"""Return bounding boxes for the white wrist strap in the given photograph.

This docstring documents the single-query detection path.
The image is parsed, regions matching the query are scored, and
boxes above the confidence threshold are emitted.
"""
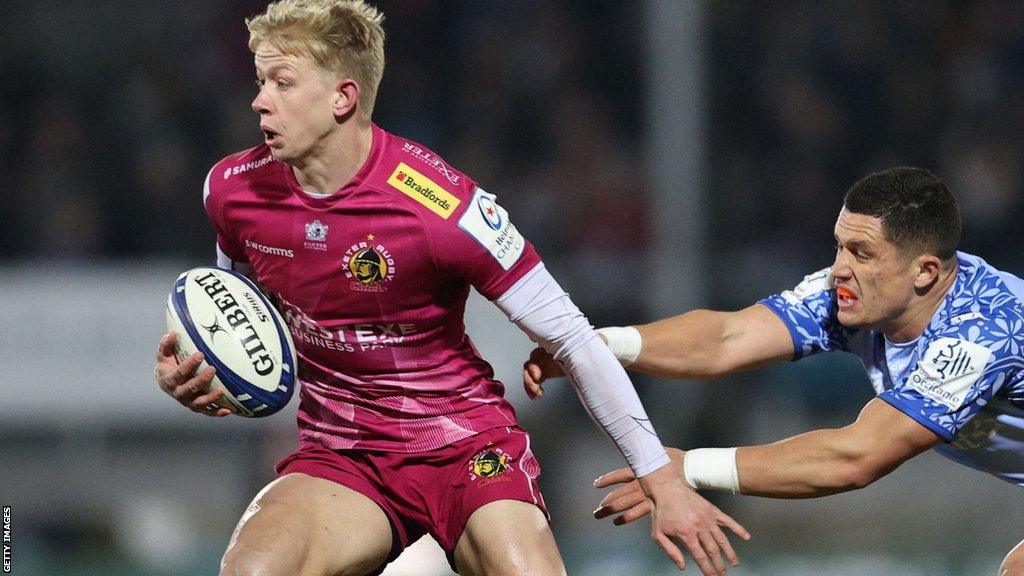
[596,326,642,367]
[683,448,740,493]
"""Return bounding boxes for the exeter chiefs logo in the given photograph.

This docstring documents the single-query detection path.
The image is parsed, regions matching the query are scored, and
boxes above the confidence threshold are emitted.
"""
[343,234,396,292]
[469,445,513,486]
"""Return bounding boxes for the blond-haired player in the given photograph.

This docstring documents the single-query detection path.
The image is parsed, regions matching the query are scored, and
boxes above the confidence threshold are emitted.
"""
[153,1,749,575]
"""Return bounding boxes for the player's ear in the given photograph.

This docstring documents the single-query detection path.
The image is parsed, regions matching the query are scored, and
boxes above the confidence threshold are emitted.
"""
[332,79,360,120]
[913,253,942,289]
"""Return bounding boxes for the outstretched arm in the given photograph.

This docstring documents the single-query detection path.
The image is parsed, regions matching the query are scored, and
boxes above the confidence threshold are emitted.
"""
[734,397,942,497]
[496,264,749,575]
[633,304,795,379]
[524,304,795,398]
[593,398,943,523]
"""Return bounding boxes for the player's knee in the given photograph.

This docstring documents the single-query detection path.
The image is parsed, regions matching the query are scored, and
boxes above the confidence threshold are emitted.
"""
[1000,543,1024,576]
[219,540,310,576]
[487,553,566,576]
[220,547,279,576]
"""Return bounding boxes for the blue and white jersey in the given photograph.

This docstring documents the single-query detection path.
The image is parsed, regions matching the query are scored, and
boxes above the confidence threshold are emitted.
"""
[759,252,1024,486]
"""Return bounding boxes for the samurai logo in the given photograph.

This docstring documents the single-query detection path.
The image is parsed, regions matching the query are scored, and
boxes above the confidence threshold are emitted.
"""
[470,448,510,481]
[343,235,396,292]
[349,248,388,285]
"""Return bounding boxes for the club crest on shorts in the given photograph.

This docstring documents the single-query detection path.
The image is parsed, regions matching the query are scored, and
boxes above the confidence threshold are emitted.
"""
[343,234,396,292]
[469,446,513,486]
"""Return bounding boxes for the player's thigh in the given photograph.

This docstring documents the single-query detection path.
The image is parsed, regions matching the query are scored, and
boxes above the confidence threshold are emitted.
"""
[221,473,393,576]
[453,499,566,576]
[1000,538,1024,576]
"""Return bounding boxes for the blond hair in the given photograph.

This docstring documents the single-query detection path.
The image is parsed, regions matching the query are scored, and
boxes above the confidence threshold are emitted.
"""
[247,0,385,119]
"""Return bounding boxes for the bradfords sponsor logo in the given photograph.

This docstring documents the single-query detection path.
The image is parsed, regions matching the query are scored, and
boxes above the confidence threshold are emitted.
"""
[402,141,461,185]
[387,162,461,219]
[223,155,273,179]
[245,239,294,258]
[342,234,395,292]
[192,271,275,376]
[906,338,992,410]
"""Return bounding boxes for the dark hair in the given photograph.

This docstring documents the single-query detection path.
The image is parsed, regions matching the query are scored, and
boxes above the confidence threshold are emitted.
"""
[843,167,961,261]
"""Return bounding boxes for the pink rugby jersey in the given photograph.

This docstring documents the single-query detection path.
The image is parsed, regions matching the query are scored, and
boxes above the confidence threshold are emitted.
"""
[205,124,540,452]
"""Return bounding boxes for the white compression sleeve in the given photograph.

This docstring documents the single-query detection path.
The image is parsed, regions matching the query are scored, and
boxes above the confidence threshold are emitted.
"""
[495,264,670,477]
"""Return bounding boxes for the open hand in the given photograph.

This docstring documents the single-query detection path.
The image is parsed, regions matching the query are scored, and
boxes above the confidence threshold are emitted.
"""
[598,450,750,575]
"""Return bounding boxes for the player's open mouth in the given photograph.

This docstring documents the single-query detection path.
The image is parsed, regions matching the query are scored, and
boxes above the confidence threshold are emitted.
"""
[836,286,858,307]
[262,128,280,144]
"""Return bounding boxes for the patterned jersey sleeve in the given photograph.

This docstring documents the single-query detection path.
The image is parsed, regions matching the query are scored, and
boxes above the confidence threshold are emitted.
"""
[758,267,857,359]
[878,317,1017,441]
[433,184,542,300]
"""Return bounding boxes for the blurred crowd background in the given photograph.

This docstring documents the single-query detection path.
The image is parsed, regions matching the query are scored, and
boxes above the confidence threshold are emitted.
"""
[3,1,1024,575]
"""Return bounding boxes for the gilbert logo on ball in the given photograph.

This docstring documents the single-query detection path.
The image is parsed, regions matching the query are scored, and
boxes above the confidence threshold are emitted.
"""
[165,267,297,417]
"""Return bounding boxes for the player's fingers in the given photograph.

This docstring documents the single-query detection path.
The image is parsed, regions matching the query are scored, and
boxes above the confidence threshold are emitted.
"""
[172,366,215,402]
[190,386,225,411]
[164,352,204,387]
[697,531,727,576]
[594,467,636,488]
[522,367,544,399]
[716,510,751,541]
[526,361,543,383]
[712,524,740,567]
[156,332,177,361]
[653,532,686,571]
[611,500,652,525]
[597,482,644,513]
[528,347,562,379]
[678,534,715,576]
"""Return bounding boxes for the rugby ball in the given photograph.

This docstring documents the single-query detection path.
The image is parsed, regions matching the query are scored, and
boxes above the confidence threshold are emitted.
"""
[165,267,297,417]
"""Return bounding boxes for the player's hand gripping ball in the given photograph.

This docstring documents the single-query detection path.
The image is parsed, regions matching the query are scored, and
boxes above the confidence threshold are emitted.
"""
[165,267,297,417]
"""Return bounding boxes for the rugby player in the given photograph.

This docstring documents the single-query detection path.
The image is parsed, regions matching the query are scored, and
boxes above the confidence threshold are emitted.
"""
[152,1,749,575]
[525,166,1024,575]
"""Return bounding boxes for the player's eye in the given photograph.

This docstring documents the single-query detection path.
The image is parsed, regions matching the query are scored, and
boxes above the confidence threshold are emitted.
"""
[254,79,265,91]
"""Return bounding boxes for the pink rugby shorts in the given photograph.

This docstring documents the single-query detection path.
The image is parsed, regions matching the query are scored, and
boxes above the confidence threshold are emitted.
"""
[276,425,549,562]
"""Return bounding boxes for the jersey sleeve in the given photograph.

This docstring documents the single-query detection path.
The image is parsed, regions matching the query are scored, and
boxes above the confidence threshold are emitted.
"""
[203,164,249,267]
[757,267,858,359]
[433,185,542,300]
[495,264,670,476]
[878,320,1015,442]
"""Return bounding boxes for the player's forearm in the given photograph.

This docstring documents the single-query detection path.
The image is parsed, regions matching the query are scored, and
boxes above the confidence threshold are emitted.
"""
[735,428,887,498]
[497,264,670,476]
[631,310,740,379]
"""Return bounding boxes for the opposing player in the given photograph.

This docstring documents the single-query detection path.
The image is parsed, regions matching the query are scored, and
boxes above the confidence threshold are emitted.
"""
[152,1,749,575]
[525,167,1024,575]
